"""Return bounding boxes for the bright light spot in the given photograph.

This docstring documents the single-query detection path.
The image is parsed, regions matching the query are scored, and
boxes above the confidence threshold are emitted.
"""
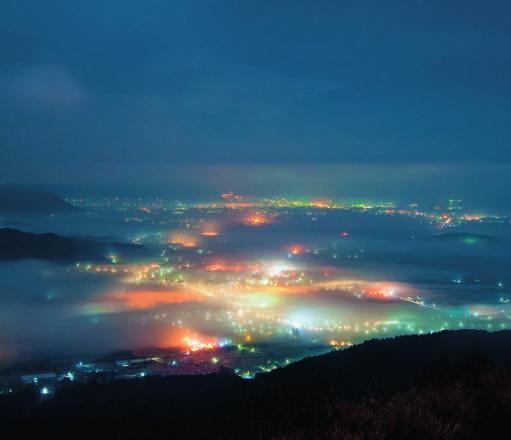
[243,212,272,226]
[267,263,292,277]
[168,231,199,248]
[40,387,50,396]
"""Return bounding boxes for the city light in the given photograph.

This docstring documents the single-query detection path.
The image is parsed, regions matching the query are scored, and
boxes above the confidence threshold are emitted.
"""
[3,193,511,388]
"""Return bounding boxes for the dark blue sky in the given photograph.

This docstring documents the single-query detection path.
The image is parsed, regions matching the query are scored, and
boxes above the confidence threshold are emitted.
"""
[1,0,510,188]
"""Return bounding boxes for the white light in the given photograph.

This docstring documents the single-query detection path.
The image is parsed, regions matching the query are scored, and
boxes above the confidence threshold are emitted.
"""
[267,263,292,277]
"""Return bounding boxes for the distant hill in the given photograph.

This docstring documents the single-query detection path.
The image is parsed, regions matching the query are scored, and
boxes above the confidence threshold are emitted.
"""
[2,330,511,439]
[0,228,146,261]
[0,185,76,215]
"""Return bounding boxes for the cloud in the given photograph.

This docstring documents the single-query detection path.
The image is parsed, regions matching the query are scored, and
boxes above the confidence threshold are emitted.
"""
[2,64,87,110]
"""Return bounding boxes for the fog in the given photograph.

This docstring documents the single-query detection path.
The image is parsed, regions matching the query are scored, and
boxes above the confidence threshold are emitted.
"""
[1,197,511,363]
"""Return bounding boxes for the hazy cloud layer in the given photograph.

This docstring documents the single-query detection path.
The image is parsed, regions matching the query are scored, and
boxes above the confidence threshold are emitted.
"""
[1,0,511,182]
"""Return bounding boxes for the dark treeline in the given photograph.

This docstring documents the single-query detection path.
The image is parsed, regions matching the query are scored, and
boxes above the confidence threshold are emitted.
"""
[2,330,511,439]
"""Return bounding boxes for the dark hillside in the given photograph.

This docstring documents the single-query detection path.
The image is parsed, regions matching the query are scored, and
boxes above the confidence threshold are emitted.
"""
[0,228,146,261]
[2,330,511,439]
[0,185,77,215]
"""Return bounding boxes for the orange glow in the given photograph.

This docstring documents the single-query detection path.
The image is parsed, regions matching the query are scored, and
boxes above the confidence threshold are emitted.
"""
[461,215,481,221]
[329,339,349,348]
[205,262,243,272]
[104,289,204,309]
[243,212,271,226]
[287,244,305,255]
[206,263,227,272]
[364,282,406,300]
[183,336,217,352]
[200,222,220,237]
[221,191,244,200]
[168,231,199,247]
[159,328,219,351]
[310,199,331,208]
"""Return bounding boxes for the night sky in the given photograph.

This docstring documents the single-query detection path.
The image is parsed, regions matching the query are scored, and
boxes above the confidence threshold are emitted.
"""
[1,1,510,206]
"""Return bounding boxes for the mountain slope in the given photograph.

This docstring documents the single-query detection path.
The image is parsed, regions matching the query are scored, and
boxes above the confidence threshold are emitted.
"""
[2,330,511,439]
[0,228,146,261]
[0,185,76,215]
